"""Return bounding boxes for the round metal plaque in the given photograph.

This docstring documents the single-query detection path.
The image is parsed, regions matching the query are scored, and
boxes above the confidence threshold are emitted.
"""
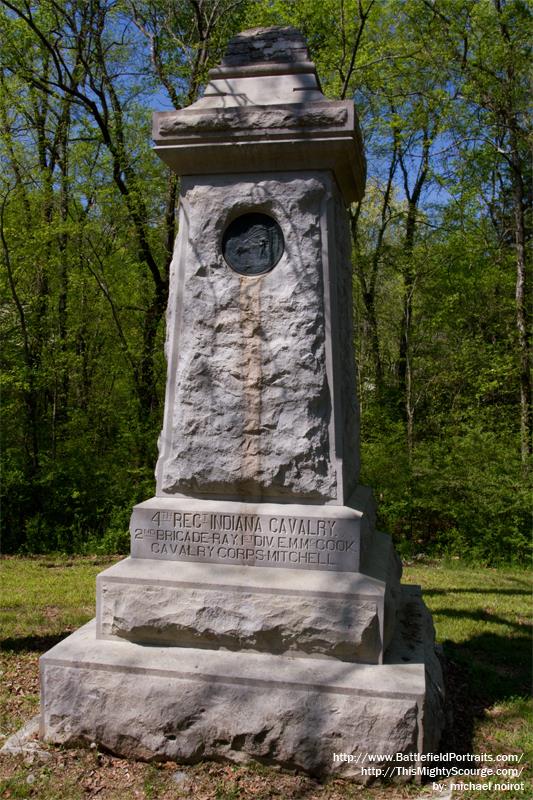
[222,213,284,276]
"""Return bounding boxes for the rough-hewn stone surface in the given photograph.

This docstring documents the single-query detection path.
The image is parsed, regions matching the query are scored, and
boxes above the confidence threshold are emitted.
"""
[99,582,381,662]
[152,27,365,203]
[40,590,444,779]
[221,27,309,67]
[43,662,418,778]
[157,104,349,135]
[331,181,360,498]
[156,174,339,501]
[387,585,446,754]
[39,26,445,778]
[98,526,395,663]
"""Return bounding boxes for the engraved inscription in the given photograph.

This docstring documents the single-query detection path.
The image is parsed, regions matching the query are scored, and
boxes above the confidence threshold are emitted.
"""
[222,213,284,276]
[130,508,361,572]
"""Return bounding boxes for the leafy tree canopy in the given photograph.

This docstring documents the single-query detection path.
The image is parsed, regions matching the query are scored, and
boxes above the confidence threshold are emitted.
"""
[1,0,530,562]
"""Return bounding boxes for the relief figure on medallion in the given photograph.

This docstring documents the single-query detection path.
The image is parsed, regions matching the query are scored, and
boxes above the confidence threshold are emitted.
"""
[223,212,284,276]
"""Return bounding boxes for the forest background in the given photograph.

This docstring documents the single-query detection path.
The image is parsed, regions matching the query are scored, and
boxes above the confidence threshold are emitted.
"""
[0,0,530,563]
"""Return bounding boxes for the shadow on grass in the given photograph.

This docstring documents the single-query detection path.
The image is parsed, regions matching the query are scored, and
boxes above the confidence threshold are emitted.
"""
[440,629,531,756]
[435,606,529,630]
[0,631,73,653]
[425,587,530,596]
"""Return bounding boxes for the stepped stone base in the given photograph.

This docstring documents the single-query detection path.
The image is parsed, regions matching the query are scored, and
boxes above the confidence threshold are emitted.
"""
[40,586,444,779]
[97,527,400,664]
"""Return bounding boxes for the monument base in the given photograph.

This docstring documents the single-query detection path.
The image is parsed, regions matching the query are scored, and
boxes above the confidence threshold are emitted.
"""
[40,586,444,780]
[97,526,400,664]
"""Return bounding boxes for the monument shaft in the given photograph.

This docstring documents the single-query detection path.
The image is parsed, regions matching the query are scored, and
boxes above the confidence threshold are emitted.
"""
[155,173,355,503]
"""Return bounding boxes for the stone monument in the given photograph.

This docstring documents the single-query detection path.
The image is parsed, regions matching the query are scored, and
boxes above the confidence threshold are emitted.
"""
[40,27,445,779]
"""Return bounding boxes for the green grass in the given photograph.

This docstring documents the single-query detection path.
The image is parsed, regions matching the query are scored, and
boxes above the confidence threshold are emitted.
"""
[0,555,120,742]
[0,555,531,800]
[403,559,532,800]
[0,555,120,642]
[404,560,531,699]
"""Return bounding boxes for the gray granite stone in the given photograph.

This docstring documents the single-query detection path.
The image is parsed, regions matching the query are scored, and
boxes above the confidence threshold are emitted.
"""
[129,491,376,570]
[157,104,349,135]
[152,29,365,203]
[40,588,444,779]
[0,716,50,763]
[221,27,309,67]
[98,523,399,663]
[98,580,381,661]
[156,173,351,502]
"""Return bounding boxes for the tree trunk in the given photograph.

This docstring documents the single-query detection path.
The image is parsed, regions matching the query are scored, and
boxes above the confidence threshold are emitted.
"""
[508,127,531,465]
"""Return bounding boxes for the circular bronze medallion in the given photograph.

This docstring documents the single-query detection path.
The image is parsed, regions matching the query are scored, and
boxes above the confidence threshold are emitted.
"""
[222,213,284,276]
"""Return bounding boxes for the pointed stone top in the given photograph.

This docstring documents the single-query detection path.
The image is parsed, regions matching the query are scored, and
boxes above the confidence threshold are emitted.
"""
[210,25,316,80]
[152,26,366,203]
[221,27,310,68]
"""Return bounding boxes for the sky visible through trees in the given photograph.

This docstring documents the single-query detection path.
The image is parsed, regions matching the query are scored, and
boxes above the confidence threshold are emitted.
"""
[0,0,530,562]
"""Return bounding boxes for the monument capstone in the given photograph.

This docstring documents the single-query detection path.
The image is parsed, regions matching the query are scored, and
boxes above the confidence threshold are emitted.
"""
[40,26,445,779]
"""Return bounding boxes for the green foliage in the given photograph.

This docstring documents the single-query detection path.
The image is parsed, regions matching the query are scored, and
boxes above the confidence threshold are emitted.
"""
[362,414,530,564]
[0,0,249,554]
[356,146,530,563]
[0,0,530,561]
[406,557,531,677]
[0,773,32,799]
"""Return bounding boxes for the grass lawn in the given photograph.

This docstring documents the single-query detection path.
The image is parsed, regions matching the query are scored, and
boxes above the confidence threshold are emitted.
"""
[0,555,531,799]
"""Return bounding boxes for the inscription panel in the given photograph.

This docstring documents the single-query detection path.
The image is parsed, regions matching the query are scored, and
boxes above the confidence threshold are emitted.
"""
[130,507,361,572]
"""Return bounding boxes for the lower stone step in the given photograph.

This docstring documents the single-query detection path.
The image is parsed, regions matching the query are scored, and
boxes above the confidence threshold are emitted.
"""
[40,586,444,779]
